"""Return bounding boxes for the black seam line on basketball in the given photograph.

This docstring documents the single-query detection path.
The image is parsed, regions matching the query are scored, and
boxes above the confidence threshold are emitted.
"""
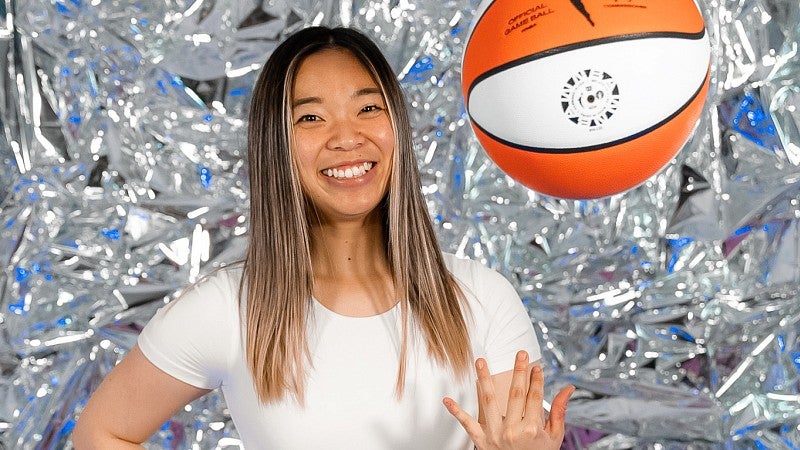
[466,29,707,98]
[468,65,710,155]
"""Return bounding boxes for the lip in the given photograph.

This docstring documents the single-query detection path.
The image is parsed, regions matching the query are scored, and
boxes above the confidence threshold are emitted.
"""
[320,159,376,172]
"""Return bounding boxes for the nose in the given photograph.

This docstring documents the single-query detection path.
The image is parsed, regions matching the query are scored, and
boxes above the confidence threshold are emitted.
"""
[326,118,364,151]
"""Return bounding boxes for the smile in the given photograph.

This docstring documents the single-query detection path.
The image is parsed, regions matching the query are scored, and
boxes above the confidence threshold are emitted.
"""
[322,162,374,179]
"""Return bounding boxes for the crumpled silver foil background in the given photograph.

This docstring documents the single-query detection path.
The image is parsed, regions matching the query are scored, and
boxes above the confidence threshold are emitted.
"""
[0,0,798,448]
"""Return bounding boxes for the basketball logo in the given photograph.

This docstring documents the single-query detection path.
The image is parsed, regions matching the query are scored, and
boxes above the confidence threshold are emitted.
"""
[561,69,620,128]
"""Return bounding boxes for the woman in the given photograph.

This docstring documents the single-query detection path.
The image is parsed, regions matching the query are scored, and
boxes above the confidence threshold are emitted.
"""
[73,26,573,449]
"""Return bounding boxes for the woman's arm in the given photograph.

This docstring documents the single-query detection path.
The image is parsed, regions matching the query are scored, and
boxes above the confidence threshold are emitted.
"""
[72,345,211,449]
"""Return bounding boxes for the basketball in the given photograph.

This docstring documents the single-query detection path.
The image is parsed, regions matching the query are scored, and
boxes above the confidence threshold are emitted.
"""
[461,0,711,199]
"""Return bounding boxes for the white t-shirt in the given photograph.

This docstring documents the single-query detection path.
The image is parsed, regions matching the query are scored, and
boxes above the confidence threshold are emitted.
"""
[138,253,540,449]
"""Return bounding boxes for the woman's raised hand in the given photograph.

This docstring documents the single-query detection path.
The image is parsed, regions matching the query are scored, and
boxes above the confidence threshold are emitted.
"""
[443,351,574,450]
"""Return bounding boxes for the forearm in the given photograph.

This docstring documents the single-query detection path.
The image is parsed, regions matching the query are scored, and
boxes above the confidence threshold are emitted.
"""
[72,346,209,449]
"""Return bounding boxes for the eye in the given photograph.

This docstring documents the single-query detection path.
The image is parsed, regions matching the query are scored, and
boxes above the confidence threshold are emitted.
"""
[361,104,384,114]
[295,114,320,124]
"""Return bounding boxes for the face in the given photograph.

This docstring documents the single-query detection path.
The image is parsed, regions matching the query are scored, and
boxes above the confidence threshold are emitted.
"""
[290,48,395,224]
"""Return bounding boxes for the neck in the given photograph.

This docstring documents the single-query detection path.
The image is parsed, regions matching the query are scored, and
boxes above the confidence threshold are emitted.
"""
[308,209,396,316]
[309,209,389,278]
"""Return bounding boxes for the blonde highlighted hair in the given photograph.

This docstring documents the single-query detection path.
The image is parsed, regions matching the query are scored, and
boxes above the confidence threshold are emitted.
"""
[243,26,471,404]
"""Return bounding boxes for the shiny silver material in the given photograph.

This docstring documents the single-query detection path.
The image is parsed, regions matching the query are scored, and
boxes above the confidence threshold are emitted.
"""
[1,0,799,448]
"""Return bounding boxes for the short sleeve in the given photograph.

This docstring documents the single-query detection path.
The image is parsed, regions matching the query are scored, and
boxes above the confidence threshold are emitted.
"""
[137,269,241,390]
[443,253,542,374]
[473,265,541,375]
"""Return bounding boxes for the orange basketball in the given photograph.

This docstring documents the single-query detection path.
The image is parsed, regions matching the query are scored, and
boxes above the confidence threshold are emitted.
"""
[462,0,711,199]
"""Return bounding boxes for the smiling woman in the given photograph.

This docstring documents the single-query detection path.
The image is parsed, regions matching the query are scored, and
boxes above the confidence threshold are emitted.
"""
[290,48,395,224]
[72,26,573,450]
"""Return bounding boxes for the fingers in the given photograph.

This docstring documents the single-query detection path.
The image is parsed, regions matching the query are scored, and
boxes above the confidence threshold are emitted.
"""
[544,385,575,438]
[504,350,530,421]
[475,358,503,431]
[443,397,484,440]
[523,363,545,426]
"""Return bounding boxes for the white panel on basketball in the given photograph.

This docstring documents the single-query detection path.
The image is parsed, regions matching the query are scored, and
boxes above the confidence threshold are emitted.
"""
[468,35,710,150]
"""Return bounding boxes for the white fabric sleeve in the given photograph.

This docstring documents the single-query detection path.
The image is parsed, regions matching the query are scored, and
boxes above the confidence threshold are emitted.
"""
[478,268,542,375]
[137,270,239,390]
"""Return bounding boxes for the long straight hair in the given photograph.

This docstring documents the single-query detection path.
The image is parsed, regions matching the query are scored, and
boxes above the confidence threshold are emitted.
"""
[243,26,471,404]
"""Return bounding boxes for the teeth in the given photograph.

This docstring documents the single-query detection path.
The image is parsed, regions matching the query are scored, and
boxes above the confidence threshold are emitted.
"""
[324,162,374,179]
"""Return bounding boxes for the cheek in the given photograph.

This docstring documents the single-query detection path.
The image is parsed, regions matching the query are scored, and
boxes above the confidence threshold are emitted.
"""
[292,136,318,172]
[376,120,396,155]
[380,134,395,155]
[290,151,320,197]
[296,152,316,174]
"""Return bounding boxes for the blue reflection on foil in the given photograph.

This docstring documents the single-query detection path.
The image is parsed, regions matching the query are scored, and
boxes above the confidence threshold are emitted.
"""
[405,56,434,82]
[666,236,693,273]
[8,298,26,314]
[56,2,71,15]
[199,165,212,189]
[669,326,696,343]
[101,228,120,240]
[16,267,30,282]
[731,92,781,150]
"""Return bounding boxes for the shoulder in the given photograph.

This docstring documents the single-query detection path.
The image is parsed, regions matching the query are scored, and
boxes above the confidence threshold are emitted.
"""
[441,253,540,368]
[193,263,243,299]
[441,252,523,319]
[441,252,514,295]
[193,263,244,299]
[137,263,245,389]
[159,263,244,319]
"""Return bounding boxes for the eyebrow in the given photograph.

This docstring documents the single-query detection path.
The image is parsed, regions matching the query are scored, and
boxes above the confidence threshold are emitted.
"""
[292,87,383,108]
